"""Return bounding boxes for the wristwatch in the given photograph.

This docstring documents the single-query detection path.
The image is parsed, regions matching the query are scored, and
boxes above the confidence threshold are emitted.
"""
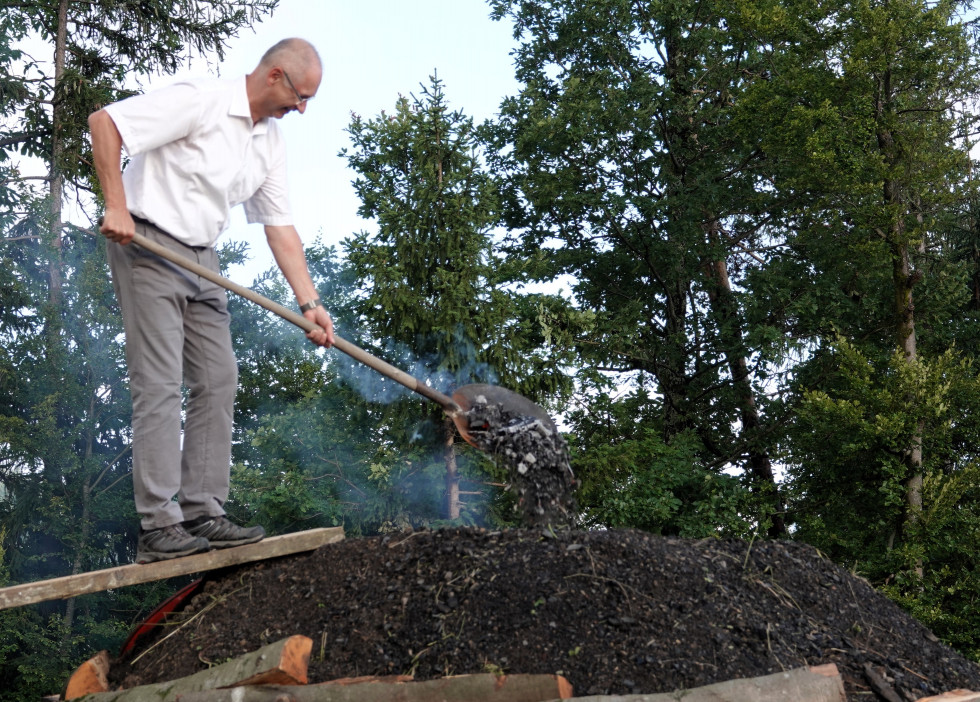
[299,298,321,313]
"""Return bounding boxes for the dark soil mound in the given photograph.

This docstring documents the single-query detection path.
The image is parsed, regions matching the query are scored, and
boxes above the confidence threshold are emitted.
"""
[111,527,980,700]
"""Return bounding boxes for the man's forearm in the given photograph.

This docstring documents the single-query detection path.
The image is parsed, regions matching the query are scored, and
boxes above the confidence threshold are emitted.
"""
[264,224,320,306]
[265,224,334,348]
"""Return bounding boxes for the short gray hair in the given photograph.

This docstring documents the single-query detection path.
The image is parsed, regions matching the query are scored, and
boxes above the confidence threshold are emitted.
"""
[259,38,321,72]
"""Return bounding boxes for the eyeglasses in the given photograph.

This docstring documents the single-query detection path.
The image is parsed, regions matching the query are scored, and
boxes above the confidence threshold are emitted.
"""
[282,69,313,105]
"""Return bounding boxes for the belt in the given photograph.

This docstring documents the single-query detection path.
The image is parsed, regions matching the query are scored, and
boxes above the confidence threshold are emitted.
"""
[130,214,158,229]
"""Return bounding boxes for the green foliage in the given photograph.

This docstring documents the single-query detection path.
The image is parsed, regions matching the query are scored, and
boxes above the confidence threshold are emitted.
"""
[340,74,569,526]
[225,237,501,534]
[488,0,980,660]
[785,334,980,661]
[575,426,754,539]
[881,461,980,660]
[0,610,81,701]
[564,373,757,537]
[787,339,962,560]
[342,74,534,385]
[488,0,795,531]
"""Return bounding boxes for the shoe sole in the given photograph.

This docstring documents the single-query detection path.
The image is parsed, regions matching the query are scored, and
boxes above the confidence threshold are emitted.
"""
[136,543,211,564]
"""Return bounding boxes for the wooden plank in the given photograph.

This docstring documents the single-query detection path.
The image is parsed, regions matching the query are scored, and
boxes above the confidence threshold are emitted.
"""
[69,636,311,702]
[864,662,903,702]
[0,527,344,610]
[175,673,573,702]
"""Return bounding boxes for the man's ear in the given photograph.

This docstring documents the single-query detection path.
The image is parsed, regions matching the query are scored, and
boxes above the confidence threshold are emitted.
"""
[265,66,283,87]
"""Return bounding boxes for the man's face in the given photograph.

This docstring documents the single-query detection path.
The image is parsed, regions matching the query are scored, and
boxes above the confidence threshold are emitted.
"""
[271,65,321,119]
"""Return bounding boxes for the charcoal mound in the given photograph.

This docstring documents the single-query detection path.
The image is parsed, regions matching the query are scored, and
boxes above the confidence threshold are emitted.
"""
[111,528,980,700]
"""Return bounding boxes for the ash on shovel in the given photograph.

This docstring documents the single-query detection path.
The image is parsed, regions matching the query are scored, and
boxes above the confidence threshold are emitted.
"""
[461,392,577,526]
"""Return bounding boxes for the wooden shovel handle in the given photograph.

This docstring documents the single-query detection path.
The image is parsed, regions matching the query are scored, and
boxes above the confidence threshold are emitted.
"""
[128,231,463,416]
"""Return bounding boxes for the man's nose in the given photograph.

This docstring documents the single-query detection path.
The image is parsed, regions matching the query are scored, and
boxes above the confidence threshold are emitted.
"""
[297,101,308,114]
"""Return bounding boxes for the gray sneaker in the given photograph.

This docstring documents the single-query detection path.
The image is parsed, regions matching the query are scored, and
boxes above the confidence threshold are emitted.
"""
[137,524,210,564]
[182,515,265,549]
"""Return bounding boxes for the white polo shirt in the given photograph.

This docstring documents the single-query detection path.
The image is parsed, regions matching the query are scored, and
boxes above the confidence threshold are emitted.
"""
[104,76,292,247]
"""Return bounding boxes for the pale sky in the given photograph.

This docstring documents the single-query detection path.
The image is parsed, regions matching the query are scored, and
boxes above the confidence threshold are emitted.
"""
[156,0,521,277]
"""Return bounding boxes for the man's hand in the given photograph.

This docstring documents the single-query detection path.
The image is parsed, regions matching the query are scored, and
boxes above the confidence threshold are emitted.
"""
[304,305,335,348]
[100,208,136,245]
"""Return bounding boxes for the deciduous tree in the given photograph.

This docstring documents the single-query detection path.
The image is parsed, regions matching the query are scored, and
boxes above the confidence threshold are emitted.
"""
[488,0,787,534]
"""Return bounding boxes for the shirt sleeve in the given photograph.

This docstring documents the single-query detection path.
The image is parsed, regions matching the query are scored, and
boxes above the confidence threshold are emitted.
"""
[103,81,202,156]
[243,124,293,226]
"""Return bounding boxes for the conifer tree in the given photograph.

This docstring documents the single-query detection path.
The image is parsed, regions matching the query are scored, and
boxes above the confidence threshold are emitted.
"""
[342,75,562,524]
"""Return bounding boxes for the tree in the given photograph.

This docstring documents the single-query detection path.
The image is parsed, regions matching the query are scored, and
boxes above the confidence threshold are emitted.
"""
[714,0,980,655]
[748,0,980,565]
[488,0,788,535]
[341,75,565,526]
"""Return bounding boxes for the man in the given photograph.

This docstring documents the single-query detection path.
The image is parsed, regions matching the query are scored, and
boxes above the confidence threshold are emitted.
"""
[89,37,335,563]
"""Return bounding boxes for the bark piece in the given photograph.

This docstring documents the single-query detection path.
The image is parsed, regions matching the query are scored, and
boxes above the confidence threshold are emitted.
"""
[863,662,904,702]
[74,635,311,702]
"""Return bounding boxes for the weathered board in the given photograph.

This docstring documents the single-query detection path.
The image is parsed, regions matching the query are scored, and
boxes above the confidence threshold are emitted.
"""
[0,526,344,610]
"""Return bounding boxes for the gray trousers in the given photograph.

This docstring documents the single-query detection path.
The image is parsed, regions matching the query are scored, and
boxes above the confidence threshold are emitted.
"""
[108,219,238,530]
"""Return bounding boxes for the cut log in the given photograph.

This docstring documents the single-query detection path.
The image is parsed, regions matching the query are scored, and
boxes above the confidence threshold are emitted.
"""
[0,527,344,610]
[175,673,573,701]
[918,692,980,702]
[63,649,110,699]
[319,675,415,685]
[71,635,311,702]
[567,664,845,702]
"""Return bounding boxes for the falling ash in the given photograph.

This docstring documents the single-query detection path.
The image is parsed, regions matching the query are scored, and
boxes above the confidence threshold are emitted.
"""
[463,396,577,527]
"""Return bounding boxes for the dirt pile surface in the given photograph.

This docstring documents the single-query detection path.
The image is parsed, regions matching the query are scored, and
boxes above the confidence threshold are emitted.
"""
[111,528,980,700]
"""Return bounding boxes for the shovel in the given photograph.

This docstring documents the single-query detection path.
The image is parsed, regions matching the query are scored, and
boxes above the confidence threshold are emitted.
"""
[123,231,556,446]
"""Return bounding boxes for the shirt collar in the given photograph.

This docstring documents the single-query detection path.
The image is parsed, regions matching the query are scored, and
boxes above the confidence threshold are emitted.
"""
[230,75,268,134]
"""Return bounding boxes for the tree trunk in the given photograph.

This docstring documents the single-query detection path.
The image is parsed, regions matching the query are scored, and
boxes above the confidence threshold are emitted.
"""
[877,59,923,574]
[443,418,461,520]
[50,0,75,645]
[891,232,924,541]
[64,390,97,638]
[48,0,67,308]
[701,225,787,538]
[660,278,693,444]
